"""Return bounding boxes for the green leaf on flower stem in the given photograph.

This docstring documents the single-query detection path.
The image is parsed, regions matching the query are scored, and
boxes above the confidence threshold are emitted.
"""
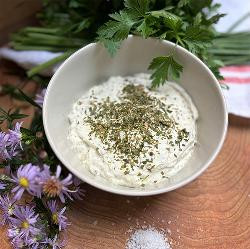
[148,55,183,88]
[1,84,24,100]
[21,127,37,145]
[18,89,42,109]
[9,113,28,120]
[0,107,28,126]
[0,107,8,124]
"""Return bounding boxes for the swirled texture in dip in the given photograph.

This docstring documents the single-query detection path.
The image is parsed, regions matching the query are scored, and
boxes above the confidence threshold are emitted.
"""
[68,74,198,187]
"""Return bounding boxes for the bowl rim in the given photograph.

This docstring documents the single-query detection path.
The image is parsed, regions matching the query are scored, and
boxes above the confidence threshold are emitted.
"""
[43,35,228,196]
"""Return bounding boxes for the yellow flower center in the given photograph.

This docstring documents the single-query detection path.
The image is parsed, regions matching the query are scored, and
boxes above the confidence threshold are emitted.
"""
[19,177,29,188]
[21,221,29,229]
[8,206,14,215]
[52,213,58,224]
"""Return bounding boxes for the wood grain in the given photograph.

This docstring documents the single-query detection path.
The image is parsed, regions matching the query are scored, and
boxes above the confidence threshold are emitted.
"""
[0,60,250,249]
[0,0,42,45]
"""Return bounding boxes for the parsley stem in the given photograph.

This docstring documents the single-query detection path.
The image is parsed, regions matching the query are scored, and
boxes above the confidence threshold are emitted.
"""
[176,35,185,47]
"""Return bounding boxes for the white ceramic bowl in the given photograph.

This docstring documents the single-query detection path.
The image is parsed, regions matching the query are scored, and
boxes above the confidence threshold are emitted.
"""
[43,36,227,196]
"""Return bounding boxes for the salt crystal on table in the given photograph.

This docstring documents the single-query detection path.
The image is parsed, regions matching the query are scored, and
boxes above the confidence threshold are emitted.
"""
[126,228,171,249]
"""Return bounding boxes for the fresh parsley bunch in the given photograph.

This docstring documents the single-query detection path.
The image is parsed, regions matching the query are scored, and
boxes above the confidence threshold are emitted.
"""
[97,0,225,87]
[11,0,228,87]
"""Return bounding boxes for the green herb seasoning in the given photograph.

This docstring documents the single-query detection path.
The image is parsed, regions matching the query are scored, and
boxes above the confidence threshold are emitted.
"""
[68,74,198,187]
[85,82,190,175]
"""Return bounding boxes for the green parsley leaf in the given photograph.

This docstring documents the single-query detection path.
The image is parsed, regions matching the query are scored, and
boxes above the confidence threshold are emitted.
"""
[97,10,138,41]
[99,38,121,56]
[206,13,226,25]
[97,0,225,87]
[150,10,182,31]
[73,18,91,33]
[193,13,202,26]
[124,0,149,17]
[178,0,190,8]
[148,55,183,88]
[183,25,212,54]
[136,16,157,38]
[189,0,213,13]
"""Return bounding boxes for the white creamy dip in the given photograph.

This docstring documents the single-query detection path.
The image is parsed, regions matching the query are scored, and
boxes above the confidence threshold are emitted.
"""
[68,74,198,187]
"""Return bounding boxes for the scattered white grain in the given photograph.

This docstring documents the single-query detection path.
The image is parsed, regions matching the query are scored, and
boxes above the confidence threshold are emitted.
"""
[126,228,171,249]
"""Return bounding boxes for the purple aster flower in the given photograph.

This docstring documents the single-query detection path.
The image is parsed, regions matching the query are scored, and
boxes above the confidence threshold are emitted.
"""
[8,122,22,156]
[10,205,40,241]
[8,226,28,249]
[0,195,16,224]
[0,122,23,161]
[9,232,25,249]
[0,132,10,160]
[47,200,68,231]
[40,165,73,203]
[8,226,20,239]
[8,228,40,249]
[35,88,46,107]
[26,236,40,249]
[0,182,6,190]
[43,235,66,249]
[71,176,85,200]
[11,163,42,200]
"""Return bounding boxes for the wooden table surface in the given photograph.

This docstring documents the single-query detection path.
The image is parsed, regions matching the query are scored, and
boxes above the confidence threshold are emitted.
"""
[0,60,250,249]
